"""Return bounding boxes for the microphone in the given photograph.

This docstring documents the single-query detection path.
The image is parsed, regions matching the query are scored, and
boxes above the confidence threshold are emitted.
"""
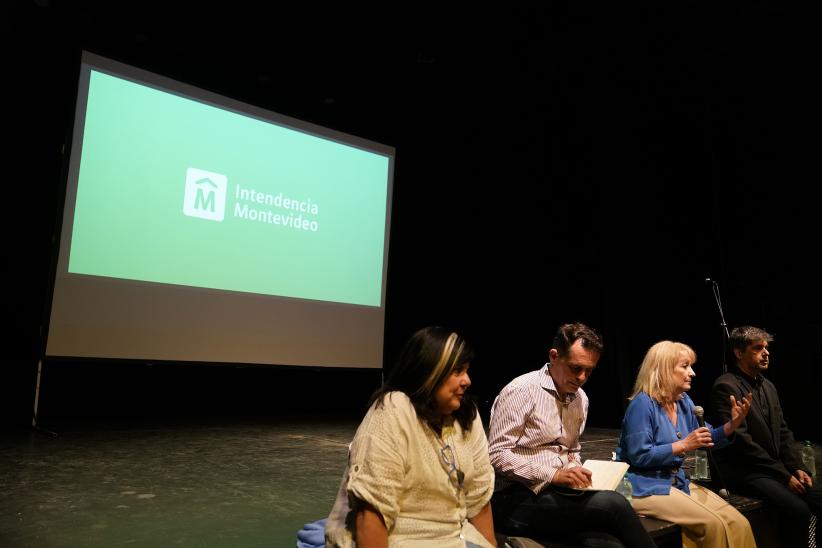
[704,278,715,286]
[693,404,731,499]
[694,405,705,427]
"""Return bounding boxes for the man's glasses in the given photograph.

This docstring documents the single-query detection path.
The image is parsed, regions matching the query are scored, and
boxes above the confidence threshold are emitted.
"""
[440,444,465,490]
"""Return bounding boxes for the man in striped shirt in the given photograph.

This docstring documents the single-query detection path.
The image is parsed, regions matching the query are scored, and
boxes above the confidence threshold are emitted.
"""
[488,323,654,547]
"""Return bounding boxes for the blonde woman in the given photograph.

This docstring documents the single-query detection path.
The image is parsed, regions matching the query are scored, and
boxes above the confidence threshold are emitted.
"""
[616,341,755,548]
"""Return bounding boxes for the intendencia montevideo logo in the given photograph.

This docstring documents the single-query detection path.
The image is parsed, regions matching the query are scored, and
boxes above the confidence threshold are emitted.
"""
[183,167,320,231]
[183,167,227,221]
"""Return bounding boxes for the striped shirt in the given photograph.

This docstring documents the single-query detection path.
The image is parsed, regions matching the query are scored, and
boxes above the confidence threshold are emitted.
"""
[488,363,588,494]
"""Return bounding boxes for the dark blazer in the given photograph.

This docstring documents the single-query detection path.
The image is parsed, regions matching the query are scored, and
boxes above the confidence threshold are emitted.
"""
[709,367,807,485]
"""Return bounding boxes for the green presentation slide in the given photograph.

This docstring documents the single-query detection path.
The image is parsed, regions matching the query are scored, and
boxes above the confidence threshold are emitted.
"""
[69,70,390,307]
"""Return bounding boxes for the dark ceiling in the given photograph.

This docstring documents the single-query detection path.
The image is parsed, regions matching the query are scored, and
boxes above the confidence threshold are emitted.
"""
[5,1,819,433]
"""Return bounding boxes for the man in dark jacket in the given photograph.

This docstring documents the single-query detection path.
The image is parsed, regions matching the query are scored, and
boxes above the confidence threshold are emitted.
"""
[711,326,821,548]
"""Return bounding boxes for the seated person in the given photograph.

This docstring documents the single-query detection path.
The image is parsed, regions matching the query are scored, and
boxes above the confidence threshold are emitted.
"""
[711,326,821,548]
[325,326,496,547]
[489,322,655,548]
[616,340,755,548]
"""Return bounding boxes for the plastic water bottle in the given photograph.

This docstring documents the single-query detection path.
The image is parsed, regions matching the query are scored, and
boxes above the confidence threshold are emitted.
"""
[694,449,709,480]
[617,473,633,501]
[802,440,816,480]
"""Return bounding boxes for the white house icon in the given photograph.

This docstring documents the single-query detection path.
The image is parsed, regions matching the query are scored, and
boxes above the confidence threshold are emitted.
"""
[183,167,228,221]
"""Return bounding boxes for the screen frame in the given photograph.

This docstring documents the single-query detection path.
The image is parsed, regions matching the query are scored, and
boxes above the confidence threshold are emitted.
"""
[44,51,395,370]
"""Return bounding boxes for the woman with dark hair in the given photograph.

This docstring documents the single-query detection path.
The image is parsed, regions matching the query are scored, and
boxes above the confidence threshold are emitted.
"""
[325,327,496,547]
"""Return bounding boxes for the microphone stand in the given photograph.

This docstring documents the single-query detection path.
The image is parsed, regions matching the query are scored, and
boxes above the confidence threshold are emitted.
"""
[706,436,731,501]
[705,278,731,374]
[703,279,734,498]
[695,410,731,500]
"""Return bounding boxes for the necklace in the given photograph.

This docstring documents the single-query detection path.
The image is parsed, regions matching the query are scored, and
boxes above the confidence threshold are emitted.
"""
[432,424,467,540]
[431,422,465,491]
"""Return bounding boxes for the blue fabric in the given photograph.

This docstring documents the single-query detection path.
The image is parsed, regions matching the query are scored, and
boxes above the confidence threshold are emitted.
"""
[296,518,326,548]
[615,392,730,497]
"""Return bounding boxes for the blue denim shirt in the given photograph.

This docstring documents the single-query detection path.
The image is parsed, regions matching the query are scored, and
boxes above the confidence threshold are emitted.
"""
[615,392,730,496]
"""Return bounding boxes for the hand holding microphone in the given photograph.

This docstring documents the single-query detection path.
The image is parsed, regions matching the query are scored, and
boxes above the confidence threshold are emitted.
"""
[679,428,714,452]
[681,406,714,451]
[671,406,712,454]
[689,406,715,486]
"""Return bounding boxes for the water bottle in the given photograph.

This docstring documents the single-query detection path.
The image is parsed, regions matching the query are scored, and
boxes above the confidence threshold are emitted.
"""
[802,440,816,480]
[617,473,633,501]
[694,449,709,480]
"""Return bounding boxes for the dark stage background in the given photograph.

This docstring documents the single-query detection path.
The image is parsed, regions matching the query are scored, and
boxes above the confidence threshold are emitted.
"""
[4,3,819,440]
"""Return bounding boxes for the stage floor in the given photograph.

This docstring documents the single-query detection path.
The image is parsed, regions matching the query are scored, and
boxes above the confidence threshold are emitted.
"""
[2,419,817,547]
[1,419,358,547]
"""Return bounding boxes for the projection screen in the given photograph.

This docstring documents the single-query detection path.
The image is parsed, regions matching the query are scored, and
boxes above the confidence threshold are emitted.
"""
[45,52,394,368]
